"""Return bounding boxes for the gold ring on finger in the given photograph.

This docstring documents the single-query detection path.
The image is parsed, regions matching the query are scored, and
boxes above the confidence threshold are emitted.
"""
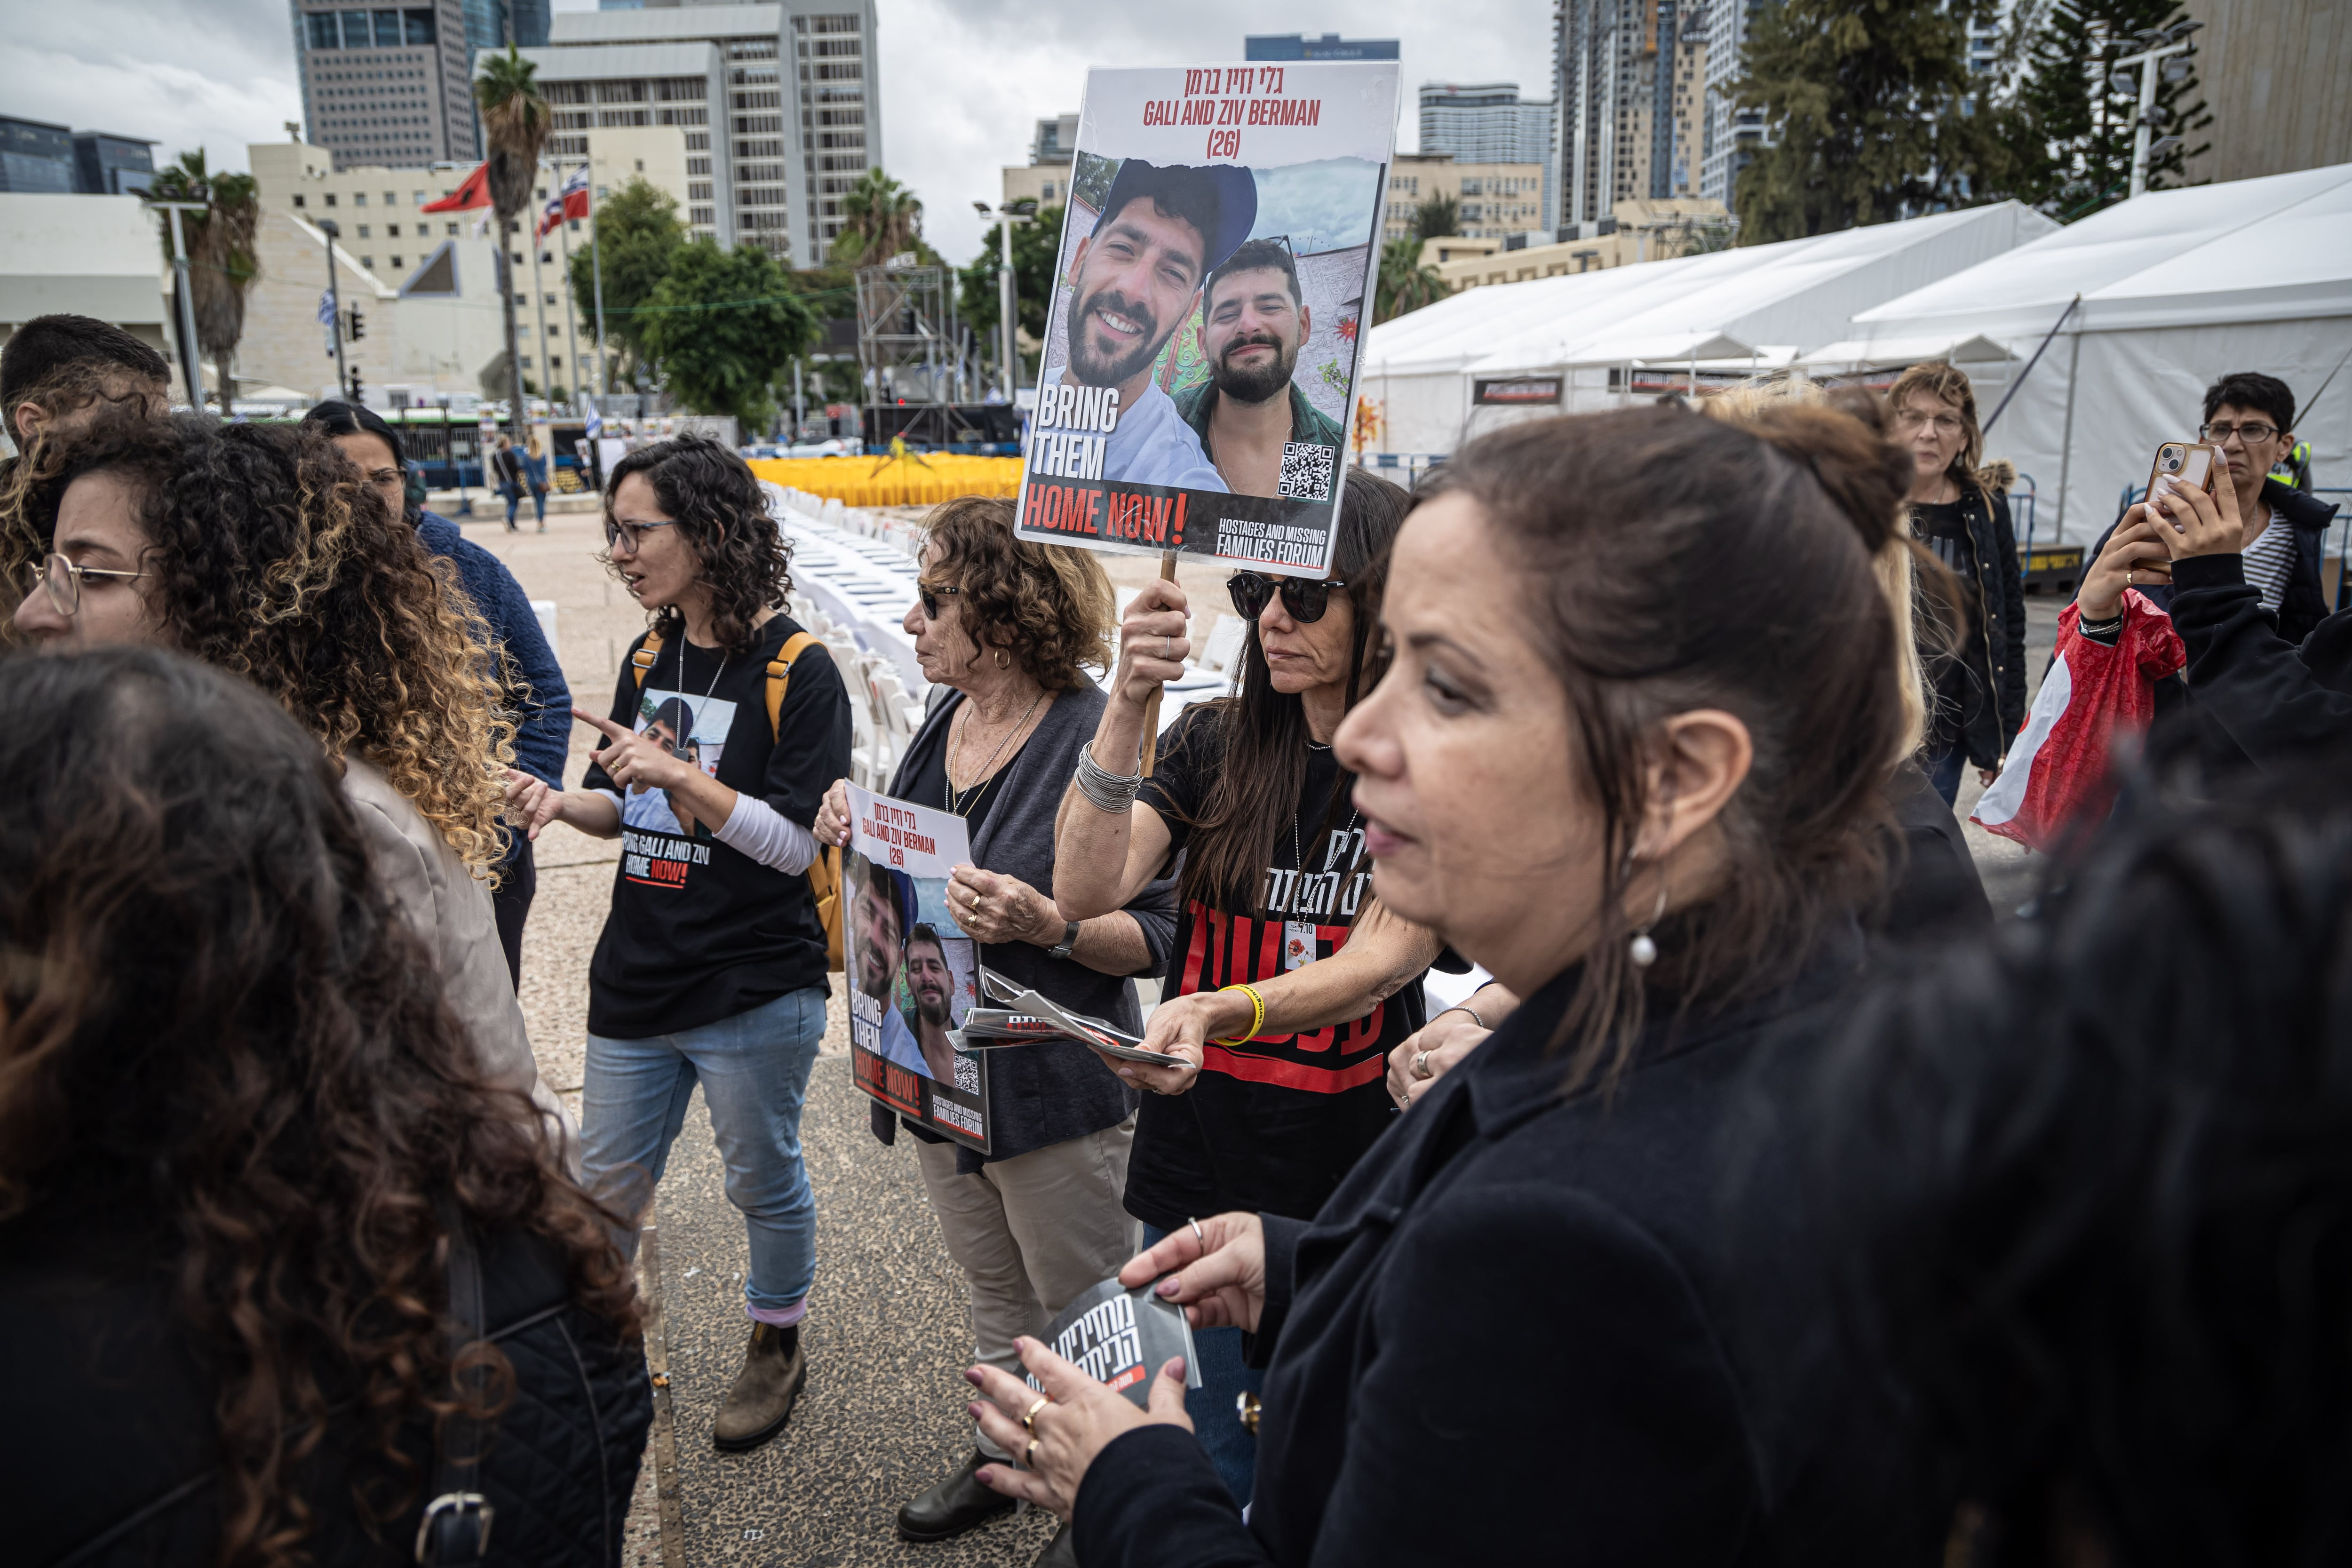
[1022,1394,1049,1431]
[1025,1437,1041,1467]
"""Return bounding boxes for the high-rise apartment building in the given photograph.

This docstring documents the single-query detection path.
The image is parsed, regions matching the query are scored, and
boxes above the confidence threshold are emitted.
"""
[1419,83,1558,232]
[528,1,879,266]
[1384,153,1549,241]
[1556,0,1705,235]
[1698,0,1772,207]
[290,1,480,168]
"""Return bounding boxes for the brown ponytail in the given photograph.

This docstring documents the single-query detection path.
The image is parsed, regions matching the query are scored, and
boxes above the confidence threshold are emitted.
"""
[1420,403,1907,1090]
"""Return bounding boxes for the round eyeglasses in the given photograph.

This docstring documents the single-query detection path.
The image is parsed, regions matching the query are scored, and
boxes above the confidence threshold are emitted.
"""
[24,552,148,618]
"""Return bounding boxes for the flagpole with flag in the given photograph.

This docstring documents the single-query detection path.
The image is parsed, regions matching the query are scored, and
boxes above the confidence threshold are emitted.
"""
[542,159,588,419]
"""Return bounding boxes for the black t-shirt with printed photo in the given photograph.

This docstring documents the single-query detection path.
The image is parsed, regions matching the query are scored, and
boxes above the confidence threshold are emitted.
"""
[584,616,853,1039]
[1126,702,1425,1233]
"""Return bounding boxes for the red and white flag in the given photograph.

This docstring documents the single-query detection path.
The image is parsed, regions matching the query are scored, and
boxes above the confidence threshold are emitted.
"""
[537,165,590,239]
[1970,590,2184,852]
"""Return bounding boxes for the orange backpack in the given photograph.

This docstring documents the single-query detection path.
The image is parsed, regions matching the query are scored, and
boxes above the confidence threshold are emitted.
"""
[630,629,844,971]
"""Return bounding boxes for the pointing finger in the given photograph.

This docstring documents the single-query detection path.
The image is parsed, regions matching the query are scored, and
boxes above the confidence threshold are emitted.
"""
[573,707,632,741]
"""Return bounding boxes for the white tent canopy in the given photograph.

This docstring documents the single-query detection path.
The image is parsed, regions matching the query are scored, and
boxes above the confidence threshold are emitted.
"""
[1359,201,2057,456]
[1805,162,2352,545]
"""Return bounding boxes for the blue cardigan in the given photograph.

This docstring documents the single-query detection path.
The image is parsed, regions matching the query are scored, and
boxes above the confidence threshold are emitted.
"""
[416,511,571,794]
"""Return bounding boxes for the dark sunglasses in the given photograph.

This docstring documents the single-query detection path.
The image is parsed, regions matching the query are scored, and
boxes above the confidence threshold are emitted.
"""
[1227,572,1348,624]
[917,581,962,619]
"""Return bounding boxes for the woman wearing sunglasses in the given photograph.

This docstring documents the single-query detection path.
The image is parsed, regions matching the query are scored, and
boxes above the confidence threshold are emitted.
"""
[504,434,853,1457]
[1049,469,1440,1506]
[809,497,1176,1568]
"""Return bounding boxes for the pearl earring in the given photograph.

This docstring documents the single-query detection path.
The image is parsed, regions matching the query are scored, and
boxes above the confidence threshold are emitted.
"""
[1629,877,1668,969]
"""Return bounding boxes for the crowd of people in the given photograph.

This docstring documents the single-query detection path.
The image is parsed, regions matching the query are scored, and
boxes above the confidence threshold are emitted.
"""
[2,305,2348,1568]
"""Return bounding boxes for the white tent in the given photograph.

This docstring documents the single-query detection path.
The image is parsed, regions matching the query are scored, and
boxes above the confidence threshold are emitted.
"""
[1358,201,2057,458]
[1806,162,2352,545]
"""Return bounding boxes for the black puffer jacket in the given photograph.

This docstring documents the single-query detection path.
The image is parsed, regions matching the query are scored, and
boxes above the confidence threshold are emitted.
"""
[8,1195,651,1568]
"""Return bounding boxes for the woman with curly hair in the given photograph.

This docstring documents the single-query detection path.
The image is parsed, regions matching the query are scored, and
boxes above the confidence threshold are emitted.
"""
[808,497,1177,1565]
[0,646,648,1567]
[10,413,554,1129]
[506,435,852,1454]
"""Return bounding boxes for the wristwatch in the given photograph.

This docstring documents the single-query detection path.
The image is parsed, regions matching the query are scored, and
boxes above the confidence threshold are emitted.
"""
[1046,919,1081,960]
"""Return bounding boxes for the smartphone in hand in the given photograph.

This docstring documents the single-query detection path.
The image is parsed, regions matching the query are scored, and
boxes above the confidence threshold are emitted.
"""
[2145,440,2218,503]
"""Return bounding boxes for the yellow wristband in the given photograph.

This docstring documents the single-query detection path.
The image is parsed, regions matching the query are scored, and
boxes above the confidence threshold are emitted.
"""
[1210,982,1264,1046]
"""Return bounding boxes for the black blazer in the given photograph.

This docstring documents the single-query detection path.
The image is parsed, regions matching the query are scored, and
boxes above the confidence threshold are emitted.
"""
[1073,938,1928,1568]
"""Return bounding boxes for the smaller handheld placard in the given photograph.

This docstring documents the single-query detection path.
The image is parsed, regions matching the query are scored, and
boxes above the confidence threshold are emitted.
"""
[1026,1276,1204,1405]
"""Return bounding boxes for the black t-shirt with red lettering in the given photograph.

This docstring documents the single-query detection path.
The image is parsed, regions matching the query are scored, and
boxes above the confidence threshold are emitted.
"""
[1126,702,1425,1232]
[582,618,851,1039]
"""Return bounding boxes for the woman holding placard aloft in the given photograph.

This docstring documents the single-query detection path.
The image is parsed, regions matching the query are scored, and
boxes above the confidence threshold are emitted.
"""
[810,496,1176,1565]
[1048,470,1448,1508]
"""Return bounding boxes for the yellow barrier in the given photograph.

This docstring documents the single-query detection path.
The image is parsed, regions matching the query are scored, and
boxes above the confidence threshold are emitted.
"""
[747,454,1025,509]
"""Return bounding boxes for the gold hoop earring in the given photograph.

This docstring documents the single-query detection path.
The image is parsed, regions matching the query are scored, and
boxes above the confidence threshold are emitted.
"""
[993,647,1010,669]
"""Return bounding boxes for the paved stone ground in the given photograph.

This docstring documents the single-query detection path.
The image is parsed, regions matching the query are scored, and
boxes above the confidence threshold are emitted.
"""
[465,505,2070,1567]
[469,508,1058,1568]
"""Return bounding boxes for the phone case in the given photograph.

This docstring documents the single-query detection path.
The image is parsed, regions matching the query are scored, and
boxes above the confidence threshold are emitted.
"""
[2145,440,2218,501]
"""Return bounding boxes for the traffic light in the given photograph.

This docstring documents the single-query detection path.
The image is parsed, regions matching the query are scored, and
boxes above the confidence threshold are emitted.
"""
[347,306,367,343]
[348,367,364,403]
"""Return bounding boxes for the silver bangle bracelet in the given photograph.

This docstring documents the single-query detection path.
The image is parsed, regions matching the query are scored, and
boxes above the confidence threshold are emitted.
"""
[1434,1003,1487,1030]
[1074,741,1143,812]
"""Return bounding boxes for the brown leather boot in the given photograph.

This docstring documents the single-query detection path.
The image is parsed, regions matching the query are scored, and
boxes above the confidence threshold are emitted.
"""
[712,1321,807,1452]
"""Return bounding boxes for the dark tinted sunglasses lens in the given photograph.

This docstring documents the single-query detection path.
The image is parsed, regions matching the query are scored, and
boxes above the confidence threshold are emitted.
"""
[1279,581,1332,623]
[1228,574,1274,619]
[919,588,939,618]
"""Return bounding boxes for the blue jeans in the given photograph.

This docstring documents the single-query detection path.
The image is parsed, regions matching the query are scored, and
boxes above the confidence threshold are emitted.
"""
[500,480,523,525]
[1924,744,1967,807]
[1142,1221,1262,1508]
[583,986,826,1323]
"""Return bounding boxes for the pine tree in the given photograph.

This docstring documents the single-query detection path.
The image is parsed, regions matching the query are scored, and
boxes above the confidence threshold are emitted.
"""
[1732,0,2022,243]
[2006,0,2209,219]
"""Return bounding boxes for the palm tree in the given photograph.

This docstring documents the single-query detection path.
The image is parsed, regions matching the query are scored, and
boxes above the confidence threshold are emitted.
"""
[1374,237,1447,324]
[833,169,923,267]
[1414,192,1461,242]
[474,46,552,424]
[147,151,261,402]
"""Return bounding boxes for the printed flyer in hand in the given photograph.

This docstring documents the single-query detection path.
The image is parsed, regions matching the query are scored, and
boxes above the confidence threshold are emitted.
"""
[1014,60,1401,579]
[1025,1276,1204,1405]
[843,783,990,1151]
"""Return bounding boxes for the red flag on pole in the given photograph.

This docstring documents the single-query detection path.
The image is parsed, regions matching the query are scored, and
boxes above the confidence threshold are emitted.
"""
[421,163,493,213]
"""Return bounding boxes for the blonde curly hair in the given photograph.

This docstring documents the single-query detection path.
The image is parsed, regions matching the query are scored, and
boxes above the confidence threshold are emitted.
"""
[24,414,516,871]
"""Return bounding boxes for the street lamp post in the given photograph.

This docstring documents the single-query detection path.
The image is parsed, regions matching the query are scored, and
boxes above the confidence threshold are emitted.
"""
[2113,21,2201,200]
[318,217,349,396]
[147,199,210,410]
[973,199,1034,401]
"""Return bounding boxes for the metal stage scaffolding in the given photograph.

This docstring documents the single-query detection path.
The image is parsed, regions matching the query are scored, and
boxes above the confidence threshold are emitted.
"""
[856,259,975,447]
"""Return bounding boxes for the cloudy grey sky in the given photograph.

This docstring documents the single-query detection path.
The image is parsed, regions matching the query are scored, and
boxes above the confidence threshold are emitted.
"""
[2,0,1553,264]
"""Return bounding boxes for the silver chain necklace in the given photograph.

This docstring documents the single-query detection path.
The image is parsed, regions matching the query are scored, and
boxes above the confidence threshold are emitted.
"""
[944,688,1044,816]
[671,641,728,758]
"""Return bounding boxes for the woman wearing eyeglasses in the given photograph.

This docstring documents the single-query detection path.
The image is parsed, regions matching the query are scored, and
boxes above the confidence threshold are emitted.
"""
[808,496,1176,1568]
[1891,359,2025,807]
[1049,469,1439,1506]
[11,413,561,1146]
[504,434,853,1457]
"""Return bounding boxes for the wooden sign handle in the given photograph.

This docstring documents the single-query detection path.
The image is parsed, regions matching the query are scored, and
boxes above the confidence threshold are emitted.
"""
[1139,550,1177,777]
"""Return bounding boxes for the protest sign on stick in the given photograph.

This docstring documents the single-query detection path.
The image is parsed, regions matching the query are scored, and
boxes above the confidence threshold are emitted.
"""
[1015,61,1400,582]
[842,783,989,1150]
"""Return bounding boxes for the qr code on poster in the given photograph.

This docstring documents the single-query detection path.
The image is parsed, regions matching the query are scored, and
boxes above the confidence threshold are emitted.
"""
[1278,441,1335,502]
[954,1050,982,1097]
